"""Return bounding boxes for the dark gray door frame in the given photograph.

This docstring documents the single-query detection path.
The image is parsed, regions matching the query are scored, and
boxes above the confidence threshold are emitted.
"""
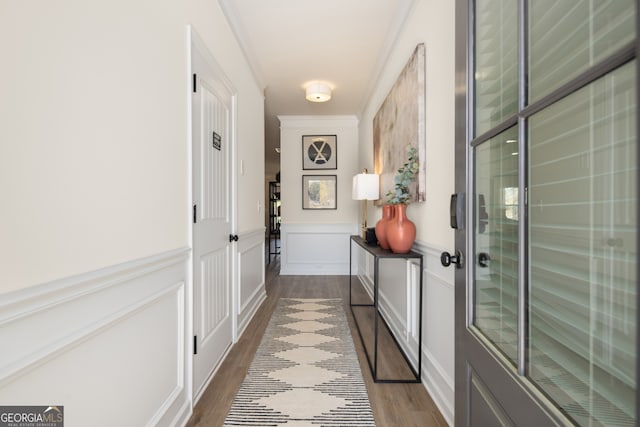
[454,0,640,425]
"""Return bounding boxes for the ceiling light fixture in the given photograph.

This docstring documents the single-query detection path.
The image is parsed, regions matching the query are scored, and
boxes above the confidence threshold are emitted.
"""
[305,82,332,102]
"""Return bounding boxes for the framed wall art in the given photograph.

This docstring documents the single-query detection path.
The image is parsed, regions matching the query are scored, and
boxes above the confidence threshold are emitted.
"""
[373,43,426,205]
[302,135,337,170]
[302,175,337,210]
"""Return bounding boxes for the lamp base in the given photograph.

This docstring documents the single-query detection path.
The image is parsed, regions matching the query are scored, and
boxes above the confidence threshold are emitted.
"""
[365,227,378,246]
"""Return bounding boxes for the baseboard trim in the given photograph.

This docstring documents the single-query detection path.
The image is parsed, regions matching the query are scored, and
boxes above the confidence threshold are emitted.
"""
[280,265,352,275]
[193,341,233,405]
[171,399,194,427]
[422,346,454,426]
[237,286,266,338]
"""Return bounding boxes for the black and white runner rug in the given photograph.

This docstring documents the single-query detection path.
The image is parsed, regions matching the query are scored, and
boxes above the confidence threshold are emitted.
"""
[224,298,376,426]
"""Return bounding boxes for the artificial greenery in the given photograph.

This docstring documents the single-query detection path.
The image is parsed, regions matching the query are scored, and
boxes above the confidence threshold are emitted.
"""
[386,145,419,204]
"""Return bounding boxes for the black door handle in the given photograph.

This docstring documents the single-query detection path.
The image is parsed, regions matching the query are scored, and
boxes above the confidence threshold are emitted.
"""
[478,252,490,267]
[229,234,239,242]
[441,250,463,268]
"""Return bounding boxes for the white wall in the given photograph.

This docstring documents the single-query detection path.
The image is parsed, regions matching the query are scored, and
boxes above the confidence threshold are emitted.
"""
[279,115,360,225]
[0,0,265,293]
[356,0,456,424]
[358,0,455,249]
[0,0,189,292]
[188,1,266,236]
[278,116,360,275]
[0,1,265,425]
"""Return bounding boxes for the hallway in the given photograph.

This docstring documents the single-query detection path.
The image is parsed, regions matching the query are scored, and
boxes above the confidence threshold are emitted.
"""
[187,261,448,427]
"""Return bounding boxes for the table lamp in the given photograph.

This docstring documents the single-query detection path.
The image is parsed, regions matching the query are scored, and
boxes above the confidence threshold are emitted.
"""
[352,170,380,239]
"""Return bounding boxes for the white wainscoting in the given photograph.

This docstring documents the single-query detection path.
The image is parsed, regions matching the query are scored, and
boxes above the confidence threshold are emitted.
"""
[414,240,455,427]
[355,240,455,426]
[280,223,359,275]
[0,248,191,427]
[236,228,267,337]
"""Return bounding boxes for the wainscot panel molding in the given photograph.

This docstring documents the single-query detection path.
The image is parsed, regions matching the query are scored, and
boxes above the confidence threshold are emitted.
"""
[280,223,359,275]
[0,248,191,427]
[354,239,454,426]
[236,228,267,337]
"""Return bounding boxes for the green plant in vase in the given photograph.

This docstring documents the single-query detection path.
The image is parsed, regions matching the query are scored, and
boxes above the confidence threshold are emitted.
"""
[385,145,418,253]
[386,145,419,204]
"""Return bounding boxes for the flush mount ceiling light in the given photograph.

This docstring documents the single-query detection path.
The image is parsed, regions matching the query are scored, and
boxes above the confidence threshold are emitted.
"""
[305,82,332,102]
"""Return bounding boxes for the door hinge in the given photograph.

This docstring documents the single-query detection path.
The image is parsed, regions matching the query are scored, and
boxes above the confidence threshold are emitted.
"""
[193,73,197,93]
[193,335,198,355]
[193,204,197,224]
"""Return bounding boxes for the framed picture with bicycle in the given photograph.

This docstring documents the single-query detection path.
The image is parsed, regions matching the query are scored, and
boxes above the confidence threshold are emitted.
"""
[302,135,337,170]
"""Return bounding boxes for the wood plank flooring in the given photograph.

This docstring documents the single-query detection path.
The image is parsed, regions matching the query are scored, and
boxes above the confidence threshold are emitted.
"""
[186,259,449,427]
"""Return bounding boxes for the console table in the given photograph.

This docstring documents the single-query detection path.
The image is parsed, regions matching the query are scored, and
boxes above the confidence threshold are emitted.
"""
[349,235,423,383]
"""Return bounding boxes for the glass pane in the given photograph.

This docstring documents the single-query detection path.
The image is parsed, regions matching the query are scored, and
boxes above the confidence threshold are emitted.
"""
[473,127,519,365]
[474,0,518,136]
[529,0,635,102]
[528,62,636,426]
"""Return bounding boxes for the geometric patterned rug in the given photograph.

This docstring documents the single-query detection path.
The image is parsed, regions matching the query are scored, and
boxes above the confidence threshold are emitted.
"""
[223,298,376,426]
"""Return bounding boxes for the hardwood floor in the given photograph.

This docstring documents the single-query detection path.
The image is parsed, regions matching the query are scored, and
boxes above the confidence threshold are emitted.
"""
[186,259,448,427]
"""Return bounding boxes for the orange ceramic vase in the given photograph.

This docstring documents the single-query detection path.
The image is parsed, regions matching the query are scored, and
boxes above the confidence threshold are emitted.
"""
[375,204,394,250]
[387,204,416,254]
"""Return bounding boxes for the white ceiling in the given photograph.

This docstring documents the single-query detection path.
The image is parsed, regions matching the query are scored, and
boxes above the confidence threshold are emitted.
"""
[218,0,416,176]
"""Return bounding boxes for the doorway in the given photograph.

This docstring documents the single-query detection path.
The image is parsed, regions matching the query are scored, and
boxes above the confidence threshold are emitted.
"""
[454,1,638,425]
[267,177,281,265]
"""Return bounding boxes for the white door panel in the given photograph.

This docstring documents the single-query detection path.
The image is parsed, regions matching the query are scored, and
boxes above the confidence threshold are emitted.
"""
[191,38,234,399]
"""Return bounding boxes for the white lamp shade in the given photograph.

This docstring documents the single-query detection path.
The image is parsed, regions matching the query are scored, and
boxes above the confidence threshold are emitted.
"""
[305,83,332,102]
[352,173,380,201]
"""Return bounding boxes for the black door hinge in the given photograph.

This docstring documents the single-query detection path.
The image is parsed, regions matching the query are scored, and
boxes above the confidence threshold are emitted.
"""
[193,74,197,93]
[193,204,197,224]
[194,335,198,355]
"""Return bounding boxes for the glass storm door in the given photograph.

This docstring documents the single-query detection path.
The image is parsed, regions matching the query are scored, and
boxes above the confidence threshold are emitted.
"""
[454,1,638,425]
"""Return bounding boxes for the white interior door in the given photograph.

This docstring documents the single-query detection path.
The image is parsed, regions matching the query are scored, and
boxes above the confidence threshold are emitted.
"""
[191,38,234,399]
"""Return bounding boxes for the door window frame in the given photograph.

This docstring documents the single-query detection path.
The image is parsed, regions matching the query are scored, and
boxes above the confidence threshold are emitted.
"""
[458,0,639,424]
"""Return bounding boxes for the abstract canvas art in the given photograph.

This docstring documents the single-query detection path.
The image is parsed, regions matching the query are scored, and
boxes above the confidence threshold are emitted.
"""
[302,135,337,170]
[302,175,337,210]
[373,43,426,205]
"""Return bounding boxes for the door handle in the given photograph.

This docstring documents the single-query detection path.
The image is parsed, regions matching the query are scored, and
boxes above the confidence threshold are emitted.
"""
[450,193,465,229]
[478,252,490,267]
[229,234,239,242]
[441,250,463,268]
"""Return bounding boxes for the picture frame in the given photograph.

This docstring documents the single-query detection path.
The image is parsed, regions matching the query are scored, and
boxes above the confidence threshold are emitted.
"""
[302,175,337,210]
[302,135,337,170]
[373,43,426,205]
